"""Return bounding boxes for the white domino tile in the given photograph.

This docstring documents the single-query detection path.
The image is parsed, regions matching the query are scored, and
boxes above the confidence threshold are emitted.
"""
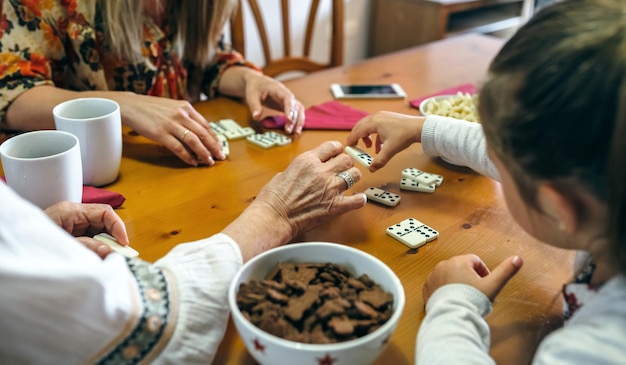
[365,187,401,207]
[402,168,443,186]
[210,119,250,140]
[217,134,229,157]
[94,233,139,258]
[345,145,373,167]
[386,218,439,248]
[399,177,435,193]
[263,131,292,146]
[246,133,277,149]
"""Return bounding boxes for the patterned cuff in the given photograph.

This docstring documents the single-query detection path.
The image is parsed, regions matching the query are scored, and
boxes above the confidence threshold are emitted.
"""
[96,258,178,365]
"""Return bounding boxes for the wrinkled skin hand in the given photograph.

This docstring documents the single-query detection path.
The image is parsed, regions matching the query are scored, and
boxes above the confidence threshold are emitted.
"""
[223,141,367,261]
[346,112,425,172]
[258,140,366,235]
[44,202,129,259]
[422,254,523,304]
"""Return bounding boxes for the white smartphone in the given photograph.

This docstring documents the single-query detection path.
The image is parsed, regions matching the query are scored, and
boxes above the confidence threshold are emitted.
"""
[330,83,407,99]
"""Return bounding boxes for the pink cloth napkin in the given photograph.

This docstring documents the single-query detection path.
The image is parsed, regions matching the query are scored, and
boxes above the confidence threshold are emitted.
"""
[409,83,477,110]
[82,186,126,208]
[1,178,126,208]
[262,101,369,130]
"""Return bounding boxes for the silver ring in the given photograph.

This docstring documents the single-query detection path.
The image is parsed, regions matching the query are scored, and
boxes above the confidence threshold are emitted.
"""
[336,171,355,189]
[180,129,191,142]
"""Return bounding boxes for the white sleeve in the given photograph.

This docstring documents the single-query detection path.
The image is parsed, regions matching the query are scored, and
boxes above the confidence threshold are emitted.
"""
[153,233,243,364]
[0,183,243,364]
[421,116,500,181]
[415,284,495,365]
[531,276,626,365]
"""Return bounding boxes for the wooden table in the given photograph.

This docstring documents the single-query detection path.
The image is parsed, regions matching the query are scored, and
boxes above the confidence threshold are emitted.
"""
[2,34,574,364]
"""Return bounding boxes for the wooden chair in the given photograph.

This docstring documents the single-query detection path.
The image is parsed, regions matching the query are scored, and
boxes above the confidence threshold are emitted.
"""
[230,0,344,78]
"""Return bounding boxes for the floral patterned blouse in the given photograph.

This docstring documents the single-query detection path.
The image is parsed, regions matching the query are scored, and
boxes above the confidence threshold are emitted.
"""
[0,0,259,136]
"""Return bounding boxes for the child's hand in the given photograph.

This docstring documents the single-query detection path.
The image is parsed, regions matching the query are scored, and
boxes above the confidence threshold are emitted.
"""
[345,112,425,172]
[423,254,523,303]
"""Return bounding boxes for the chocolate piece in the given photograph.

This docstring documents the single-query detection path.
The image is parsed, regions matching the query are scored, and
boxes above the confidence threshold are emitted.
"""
[315,298,347,319]
[284,285,322,322]
[329,316,354,336]
[358,285,393,309]
[266,288,289,304]
[354,300,379,319]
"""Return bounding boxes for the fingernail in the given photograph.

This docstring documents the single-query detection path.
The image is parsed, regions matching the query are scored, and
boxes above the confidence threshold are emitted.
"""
[360,193,367,204]
[286,124,293,134]
[207,156,215,166]
[253,110,261,119]
[97,245,109,256]
[512,255,522,267]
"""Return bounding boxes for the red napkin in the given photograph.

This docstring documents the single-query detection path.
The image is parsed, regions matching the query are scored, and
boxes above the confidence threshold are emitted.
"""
[409,83,477,109]
[82,186,126,208]
[262,101,369,130]
[1,177,125,208]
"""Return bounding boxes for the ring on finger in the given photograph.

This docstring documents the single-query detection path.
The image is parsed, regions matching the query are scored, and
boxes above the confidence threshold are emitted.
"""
[336,170,355,190]
[180,129,191,142]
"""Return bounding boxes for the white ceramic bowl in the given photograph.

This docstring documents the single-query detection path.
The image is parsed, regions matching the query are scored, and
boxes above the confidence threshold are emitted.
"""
[228,242,405,365]
[418,94,457,116]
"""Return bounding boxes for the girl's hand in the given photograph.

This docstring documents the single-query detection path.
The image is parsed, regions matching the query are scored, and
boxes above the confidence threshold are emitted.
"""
[346,112,425,172]
[423,254,523,304]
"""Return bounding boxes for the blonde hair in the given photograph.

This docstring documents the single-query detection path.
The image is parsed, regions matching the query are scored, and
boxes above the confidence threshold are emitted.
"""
[99,0,238,67]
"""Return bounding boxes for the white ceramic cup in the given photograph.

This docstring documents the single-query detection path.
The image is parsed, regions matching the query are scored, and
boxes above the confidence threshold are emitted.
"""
[53,97,122,186]
[0,130,83,209]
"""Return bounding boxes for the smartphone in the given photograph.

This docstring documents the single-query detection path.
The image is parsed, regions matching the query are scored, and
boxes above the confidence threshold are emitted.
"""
[330,83,407,99]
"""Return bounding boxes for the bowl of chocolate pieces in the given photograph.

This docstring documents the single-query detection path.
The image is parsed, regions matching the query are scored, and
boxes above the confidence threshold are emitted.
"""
[228,242,405,365]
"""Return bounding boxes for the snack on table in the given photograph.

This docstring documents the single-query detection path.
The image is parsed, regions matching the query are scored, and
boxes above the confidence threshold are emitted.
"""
[423,92,480,123]
[236,262,394,344]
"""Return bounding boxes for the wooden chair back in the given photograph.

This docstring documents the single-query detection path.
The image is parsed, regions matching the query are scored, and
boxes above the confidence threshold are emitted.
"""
[230,0,344,78]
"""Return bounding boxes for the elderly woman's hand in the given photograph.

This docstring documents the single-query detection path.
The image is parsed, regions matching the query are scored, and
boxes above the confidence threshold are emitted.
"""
[44,202,129,259]
[222,141,366,261]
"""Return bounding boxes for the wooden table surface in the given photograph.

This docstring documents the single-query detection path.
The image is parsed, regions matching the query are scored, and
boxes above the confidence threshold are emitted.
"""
[1,34,574,365]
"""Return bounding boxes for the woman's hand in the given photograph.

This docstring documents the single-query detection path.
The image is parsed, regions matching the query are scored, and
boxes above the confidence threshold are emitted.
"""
[4,85,225,167]
[244,72,306,135]
[218,67,305,135]
[223,141,367,261]
[346,112,426,172]
[44,201,129,259]
[422,254,523,304]
[115,93,225,167]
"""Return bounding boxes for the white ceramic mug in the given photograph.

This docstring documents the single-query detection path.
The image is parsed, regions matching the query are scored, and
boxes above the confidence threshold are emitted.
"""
[0,130,83,209]
[53,97,122,186]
